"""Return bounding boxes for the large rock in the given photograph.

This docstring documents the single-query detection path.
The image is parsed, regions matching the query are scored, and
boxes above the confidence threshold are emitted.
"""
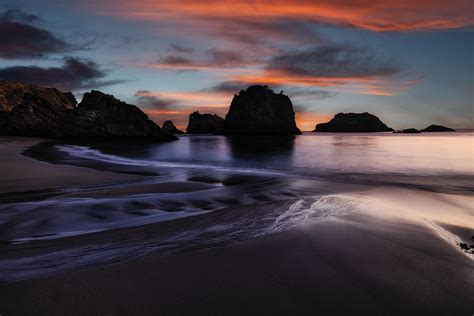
[0,81,177,141]
[162,120,184,134]
[222,85,301,135]
[186,111,224,134]
[420,124,455,132]
[313,112,393,133]
[0,80,76,112]
[72,90,177,141]
[0,81,77,138]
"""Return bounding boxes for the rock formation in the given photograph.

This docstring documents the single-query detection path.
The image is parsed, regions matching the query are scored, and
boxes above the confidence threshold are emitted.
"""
[313,112,393,133]
[0,80,76,112]
[162,120,184,134]
[186,111,224,134]
[0,81,177,141]
[394,128,421,134]
[222,85,301,135]
[420,125,455,132]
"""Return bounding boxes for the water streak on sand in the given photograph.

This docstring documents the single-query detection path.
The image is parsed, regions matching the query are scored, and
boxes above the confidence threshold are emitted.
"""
[0,195,360,281]
[56,145,287,176]
[425,219,473,259]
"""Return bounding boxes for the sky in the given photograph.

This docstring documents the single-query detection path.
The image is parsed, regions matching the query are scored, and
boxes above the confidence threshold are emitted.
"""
[0,0,472,131]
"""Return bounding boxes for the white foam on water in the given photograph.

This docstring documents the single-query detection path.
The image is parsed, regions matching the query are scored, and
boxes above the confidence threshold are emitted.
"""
[256,195,360,237]
[0,194,362,282]
[56,144,286,176]
[424,219,473,260]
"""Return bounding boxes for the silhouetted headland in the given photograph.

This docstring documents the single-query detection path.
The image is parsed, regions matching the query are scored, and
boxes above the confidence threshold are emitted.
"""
[0,80,177,142]
[313,112,393,132]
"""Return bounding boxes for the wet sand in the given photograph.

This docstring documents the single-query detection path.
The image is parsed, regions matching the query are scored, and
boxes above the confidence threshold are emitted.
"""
[1,213,473,315]
[0,137,473,315]
[0,137,143,196]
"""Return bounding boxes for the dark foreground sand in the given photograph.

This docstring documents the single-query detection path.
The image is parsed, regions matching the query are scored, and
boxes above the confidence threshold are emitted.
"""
[1,214,473,315]
[0,137,473,315]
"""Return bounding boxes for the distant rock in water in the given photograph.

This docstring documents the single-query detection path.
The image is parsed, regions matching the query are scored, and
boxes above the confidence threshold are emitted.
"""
[0,81,177,141]
[223,85,301,135]
[162,120,184,134]
[313,112,393,133]
[420,125,455,132]
[394,128,421,134]
[186,111,224,134]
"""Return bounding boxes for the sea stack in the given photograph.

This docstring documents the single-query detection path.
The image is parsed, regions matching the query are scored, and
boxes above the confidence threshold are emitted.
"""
[0,80,177,141]
[313,112,393,133]
[420,125,455,132]
[186,111,224,134]
[398,128,421,134]
[162,120,184,134]
[222,85,301,135]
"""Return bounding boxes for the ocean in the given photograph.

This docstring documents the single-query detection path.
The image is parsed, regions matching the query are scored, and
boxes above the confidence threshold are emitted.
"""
[0,132,472,281]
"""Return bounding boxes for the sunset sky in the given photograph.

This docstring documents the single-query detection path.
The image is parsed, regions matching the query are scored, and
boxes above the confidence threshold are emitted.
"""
[0,0,472,130]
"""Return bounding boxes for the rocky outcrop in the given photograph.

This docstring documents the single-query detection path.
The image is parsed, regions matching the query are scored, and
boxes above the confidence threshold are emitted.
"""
[420,125,455,132]
[71,90,177,140]
[162,120,184,134]
[0,81,177,141]
[0,80,76,112]
[222,85,301,135]
[313,112,393,133]
[394,128,421,134]
[186,111,224,134]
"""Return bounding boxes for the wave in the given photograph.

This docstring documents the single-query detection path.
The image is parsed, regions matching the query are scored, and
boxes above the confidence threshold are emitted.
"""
[56,145,287,176]
[0,195,361,282]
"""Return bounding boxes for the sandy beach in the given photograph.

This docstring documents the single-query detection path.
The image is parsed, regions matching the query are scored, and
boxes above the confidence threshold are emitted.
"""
[0,137,143,196]
[0,137,473,315]
[1,213,473,315]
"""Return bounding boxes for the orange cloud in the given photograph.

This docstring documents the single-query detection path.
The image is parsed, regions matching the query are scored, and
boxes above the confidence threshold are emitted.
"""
[141,90,231,129]
[137,62,258,73]
[229,70,422,96]
[85,0,473,32]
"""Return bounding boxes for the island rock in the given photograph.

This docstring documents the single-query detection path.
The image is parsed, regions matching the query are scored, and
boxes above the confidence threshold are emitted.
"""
[186,111,224,134]
[420,125,455,132]
[162,120,184,134]
[394,128,421,134]
[0,81,177,141]
[222,85,301,135]
[313,112,393,133]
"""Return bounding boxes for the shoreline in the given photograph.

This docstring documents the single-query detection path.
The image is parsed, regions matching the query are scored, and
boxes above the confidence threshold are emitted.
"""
[0,137,145,196]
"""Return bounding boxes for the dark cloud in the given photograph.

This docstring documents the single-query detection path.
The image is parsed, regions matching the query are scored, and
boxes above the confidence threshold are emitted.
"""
[0,57,122,91]
[268,45,402,78]
[206,49,244,64]
[285,87,338,100]
[160,55,195,65]
[134,90,178,109]
[0,21,68,59]
[0,8,40,22]
[205,81,337,101]
[203,81,280,94]
[213,17,323,49]
[168,43,194,54]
